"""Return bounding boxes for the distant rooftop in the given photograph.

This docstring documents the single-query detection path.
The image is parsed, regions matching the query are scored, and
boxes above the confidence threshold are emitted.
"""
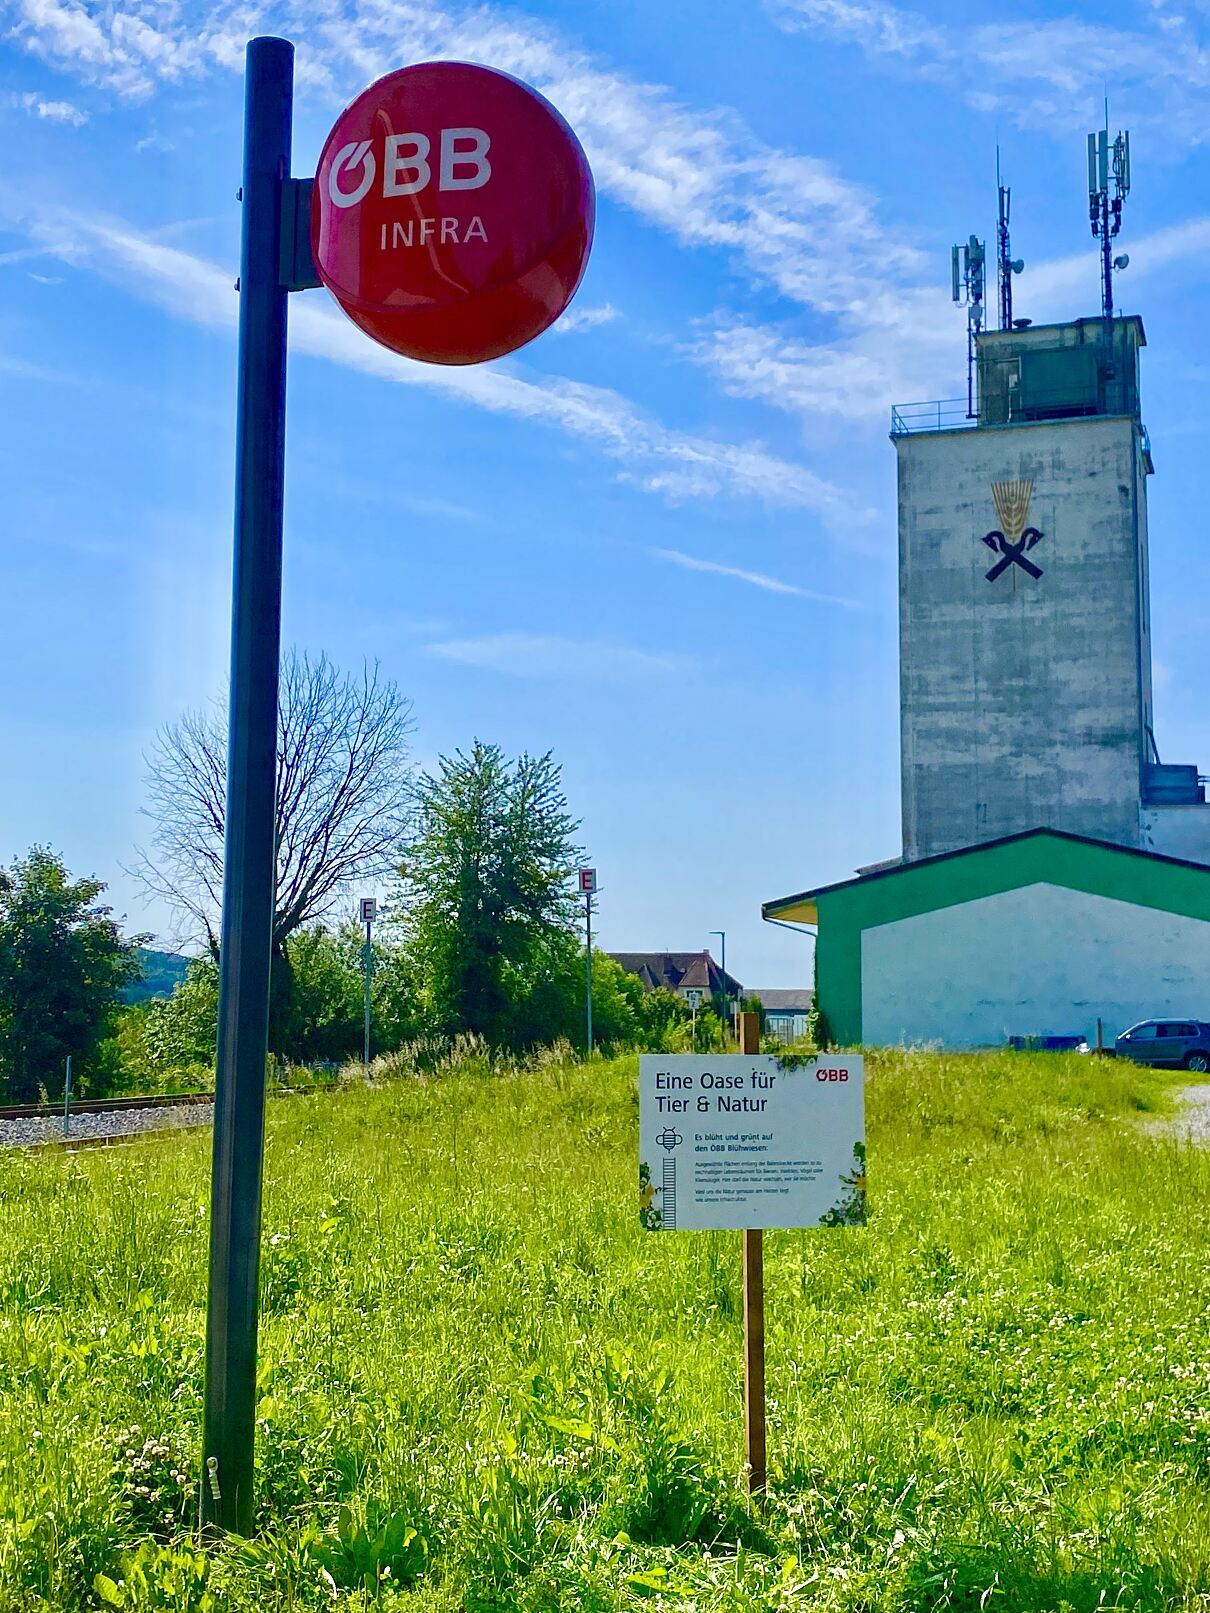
[609,951,743,997]
[751,988,812,1013]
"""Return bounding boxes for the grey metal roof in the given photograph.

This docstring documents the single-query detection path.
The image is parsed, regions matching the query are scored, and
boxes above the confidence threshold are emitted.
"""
[751,989,813,1012]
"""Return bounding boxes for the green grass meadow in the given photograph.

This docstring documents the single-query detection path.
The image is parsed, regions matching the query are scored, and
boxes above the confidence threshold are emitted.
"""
[2,1048,1210,1611]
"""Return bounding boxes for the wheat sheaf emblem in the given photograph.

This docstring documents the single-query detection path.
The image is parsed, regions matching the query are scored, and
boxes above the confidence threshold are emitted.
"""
[982,478,1043,581]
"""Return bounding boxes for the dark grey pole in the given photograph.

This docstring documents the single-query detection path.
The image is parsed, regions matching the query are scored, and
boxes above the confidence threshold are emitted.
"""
[711,929,727,1044]
[201,34,294,1537]
[363,914,373,1066]
[585,892,593,1053]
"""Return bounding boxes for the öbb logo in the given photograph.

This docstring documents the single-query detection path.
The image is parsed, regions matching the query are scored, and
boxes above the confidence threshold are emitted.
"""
[310,61,595,363]
[815,1068,850,1082]
[327,129,491,207]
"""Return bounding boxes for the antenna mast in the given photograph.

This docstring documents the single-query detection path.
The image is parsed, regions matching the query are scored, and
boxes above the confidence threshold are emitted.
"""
[996,149,1025,332]
[951,234,986,419]
[1087,116,1130,335]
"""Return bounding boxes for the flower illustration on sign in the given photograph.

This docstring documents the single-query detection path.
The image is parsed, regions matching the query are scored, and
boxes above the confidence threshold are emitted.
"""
[637,1161,662,1230]
[981,479,1043,582]
[818,1141,868,1227]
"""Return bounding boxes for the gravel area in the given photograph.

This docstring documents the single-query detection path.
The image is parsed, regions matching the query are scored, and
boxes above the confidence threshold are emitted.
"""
[0,1102,214,1150]
[1148,1084,1210,1146]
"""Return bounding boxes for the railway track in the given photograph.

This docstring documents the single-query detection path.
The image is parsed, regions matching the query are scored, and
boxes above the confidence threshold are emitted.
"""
[0,1084,325,1151]
[0,1093,215,1153]
[0,1091,211,1123]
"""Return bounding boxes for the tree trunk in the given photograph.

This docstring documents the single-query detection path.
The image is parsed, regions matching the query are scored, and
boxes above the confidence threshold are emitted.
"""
[268,938,298,1062]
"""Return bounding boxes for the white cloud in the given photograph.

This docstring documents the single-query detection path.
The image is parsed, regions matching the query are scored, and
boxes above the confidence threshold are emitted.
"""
[689,215,1210,428]
[21,206,857,517]
[9,0,247,98]
[548,302,620,335]
[652,547,862,607]
[8,0,923,312]
[17,89,87,123]
[426,632,686,679]
[771,0,1210,140]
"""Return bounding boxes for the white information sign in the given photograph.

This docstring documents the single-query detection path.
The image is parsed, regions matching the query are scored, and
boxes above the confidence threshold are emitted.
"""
[638,1054,865,1232]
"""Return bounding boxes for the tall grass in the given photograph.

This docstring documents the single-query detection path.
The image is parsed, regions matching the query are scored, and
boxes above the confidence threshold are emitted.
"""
[0,1048,1208,1610]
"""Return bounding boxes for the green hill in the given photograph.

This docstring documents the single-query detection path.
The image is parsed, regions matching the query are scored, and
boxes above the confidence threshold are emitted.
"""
[123,947,191,1004]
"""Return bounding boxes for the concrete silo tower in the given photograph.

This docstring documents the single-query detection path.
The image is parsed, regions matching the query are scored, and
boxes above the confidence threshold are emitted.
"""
[893,313,1167,861]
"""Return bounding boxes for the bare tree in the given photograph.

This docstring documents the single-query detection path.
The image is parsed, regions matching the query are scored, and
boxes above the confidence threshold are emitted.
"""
[136,650,415,960]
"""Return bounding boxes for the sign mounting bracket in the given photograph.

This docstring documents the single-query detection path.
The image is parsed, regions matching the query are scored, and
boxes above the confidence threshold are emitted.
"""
[279,176,320,291]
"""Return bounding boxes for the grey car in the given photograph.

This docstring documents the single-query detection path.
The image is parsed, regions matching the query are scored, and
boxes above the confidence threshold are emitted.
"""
[1115,1019,1210,1073]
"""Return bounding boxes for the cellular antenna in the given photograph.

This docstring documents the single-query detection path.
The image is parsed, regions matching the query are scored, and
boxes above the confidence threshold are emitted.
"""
[1087,114,1130,332]
[951,232,986,419]
[996,148,1025,332]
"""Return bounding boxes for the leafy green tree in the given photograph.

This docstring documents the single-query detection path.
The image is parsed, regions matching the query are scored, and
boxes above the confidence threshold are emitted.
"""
[584,955,696,1051]
[399,742,581,1049]
[118,923,423,1084]
[286,922,421,1064]
[0,848,144,1101]
[682,1002,727,1053]
[117,956,219,1091]
[741,993,766,1032]
[638,986,692,1051]
[582,951,644,1047]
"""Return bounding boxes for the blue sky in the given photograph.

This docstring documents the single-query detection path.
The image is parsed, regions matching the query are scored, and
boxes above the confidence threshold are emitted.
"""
[2,0,1209,988]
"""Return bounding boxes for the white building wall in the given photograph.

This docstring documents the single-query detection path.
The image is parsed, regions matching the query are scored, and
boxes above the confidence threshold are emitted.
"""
[861,882,1210,1048]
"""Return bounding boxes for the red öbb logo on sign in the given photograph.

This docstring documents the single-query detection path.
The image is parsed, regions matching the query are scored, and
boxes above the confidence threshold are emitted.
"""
[311,61,595,365]
[815,1068,850,1082]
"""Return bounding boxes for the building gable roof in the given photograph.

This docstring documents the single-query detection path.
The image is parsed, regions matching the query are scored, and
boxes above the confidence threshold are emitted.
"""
[763,827,1210,929]
[609,951,743,996]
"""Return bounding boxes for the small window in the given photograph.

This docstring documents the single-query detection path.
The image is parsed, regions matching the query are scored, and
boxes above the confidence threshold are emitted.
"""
[1177,1023,1199,1038]
[1157,1024,1179,1038]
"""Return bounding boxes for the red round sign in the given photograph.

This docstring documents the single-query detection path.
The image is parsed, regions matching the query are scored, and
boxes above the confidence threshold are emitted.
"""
[311,62,595,366]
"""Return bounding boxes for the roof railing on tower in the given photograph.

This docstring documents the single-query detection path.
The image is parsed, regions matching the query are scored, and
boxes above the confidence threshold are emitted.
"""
[890,399,977,435]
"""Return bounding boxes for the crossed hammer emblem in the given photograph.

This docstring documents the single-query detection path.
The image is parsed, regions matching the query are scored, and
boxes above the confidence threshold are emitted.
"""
[982,479,1043,582]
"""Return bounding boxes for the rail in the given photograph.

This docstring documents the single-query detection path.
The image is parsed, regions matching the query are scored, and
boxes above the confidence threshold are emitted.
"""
[892,389,1149,438]
[0,1083,326,1125]
[890,399,976,435]
[0,1091,210,1122]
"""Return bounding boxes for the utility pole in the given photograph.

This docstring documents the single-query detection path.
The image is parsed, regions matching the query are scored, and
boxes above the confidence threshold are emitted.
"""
[360,898,377,1066]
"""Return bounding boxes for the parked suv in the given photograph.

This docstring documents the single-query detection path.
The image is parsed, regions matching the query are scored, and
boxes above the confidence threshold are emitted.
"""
[1115,1020,1210,1072]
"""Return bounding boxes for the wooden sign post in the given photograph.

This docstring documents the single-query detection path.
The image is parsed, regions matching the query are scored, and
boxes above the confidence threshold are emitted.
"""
[638,1032,865,1502]
[738,1011,766,1492]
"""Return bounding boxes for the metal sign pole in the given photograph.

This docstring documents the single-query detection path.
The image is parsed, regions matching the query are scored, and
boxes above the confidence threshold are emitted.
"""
[201,33,294,1537]
[738,1010,766,1492]
[363,911,373,1066]
[585,890,594,1053]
